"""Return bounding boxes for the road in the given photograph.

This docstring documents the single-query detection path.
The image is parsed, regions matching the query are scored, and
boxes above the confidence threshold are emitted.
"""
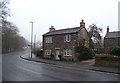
[2,50,119,81]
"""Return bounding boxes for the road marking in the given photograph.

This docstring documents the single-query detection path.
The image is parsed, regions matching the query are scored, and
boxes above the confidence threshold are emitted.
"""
[19,66,41,75]
[18,66,65,81]
[45,63,119,76]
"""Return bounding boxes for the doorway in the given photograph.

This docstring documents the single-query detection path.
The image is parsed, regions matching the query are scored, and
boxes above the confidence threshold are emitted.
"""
[56,50,60,60]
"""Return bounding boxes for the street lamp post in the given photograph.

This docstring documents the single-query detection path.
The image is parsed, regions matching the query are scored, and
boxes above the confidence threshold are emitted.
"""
[29,21,33,58]
[34,34,36,50]
[34,34,36,55]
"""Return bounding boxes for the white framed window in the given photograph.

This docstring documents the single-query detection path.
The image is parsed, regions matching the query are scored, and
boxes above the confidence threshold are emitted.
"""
[45,49,51,55]
[64,35,71,42]
[45,37,52,43]
[63,49,72,56]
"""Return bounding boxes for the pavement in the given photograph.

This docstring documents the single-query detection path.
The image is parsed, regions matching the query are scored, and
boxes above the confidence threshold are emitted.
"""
[20,53,120,75]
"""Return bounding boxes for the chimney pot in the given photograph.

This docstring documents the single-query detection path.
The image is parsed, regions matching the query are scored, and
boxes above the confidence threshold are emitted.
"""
[49,25,55,32]
[107,26,109,33]
[80,19,85,28]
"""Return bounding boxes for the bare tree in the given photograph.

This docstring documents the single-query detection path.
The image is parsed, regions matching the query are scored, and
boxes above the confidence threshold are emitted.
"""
[2,21,27,53]
[1,0,27,53]
[88,24,102,49]
[0,0,10,21]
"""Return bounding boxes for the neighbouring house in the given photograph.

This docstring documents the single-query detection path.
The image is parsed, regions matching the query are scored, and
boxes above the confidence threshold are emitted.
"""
[104,26,120,53]
[42,20,89,61]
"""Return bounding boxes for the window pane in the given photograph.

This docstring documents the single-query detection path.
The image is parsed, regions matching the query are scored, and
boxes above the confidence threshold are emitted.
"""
[70,50,71,55]
[45,37,52,43]
[63,49,67,56]
[45,38,47,43]
[64,35,71,42]
[69,35,71,41]
[67,49,69,55]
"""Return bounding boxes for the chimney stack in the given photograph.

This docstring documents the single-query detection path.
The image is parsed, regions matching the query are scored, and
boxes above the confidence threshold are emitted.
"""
[80,19,85,28]
[107,26,109,33]
[49,25,55,32]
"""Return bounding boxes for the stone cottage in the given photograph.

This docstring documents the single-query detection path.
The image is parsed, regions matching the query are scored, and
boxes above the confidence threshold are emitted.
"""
[104,26,120,52]
[42,20,89,60]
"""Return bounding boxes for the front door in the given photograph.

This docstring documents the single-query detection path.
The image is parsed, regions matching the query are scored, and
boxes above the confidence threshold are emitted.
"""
[56,50,60,60]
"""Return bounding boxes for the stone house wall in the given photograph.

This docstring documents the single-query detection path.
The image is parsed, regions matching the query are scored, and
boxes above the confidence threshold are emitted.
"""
[43,33,78,60]
[104,37,120,53]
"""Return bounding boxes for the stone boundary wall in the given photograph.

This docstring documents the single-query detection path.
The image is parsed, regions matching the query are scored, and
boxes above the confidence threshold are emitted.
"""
[95,54,120,67]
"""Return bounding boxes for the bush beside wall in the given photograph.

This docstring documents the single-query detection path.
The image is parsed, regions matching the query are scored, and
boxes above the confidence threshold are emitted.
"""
[110,46,120,56]
[33,48,43,58]
[75,46,95,61]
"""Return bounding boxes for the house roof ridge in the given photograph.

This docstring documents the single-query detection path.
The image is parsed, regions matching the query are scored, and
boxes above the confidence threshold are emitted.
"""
[105,30,120,38]
[51,26,80,32]
[108,31,120,33]
[43,26,81,36]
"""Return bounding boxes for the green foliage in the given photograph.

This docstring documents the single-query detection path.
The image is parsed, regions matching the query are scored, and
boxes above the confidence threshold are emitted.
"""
[33,49,43,58]
[110,46,120,56]
[75,46,95,60]
[37,50,43,58]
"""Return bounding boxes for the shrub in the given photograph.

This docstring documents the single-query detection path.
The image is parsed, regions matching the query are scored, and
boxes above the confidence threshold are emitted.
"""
[36,50,43,58]
[33,48,43,58]
[75,46,95,61]
[110,46,120,56]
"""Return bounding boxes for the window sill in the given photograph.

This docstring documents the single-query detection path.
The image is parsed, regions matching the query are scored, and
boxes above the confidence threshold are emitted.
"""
[64,55,72,56]
[64,41,71,43]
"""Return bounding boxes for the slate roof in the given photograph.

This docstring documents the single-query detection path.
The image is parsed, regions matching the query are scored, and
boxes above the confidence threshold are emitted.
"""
[43,27,81,36]
[105,31,120,38]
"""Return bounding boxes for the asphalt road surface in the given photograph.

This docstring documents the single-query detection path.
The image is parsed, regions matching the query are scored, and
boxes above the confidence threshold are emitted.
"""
[2,50,119,81]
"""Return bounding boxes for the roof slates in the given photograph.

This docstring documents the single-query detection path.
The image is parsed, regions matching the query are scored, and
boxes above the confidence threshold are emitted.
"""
[105,31,120,38]
[43,27,81,36]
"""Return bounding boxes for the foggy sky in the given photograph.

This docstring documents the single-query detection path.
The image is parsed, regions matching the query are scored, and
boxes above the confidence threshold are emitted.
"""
[8,0,119,42]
